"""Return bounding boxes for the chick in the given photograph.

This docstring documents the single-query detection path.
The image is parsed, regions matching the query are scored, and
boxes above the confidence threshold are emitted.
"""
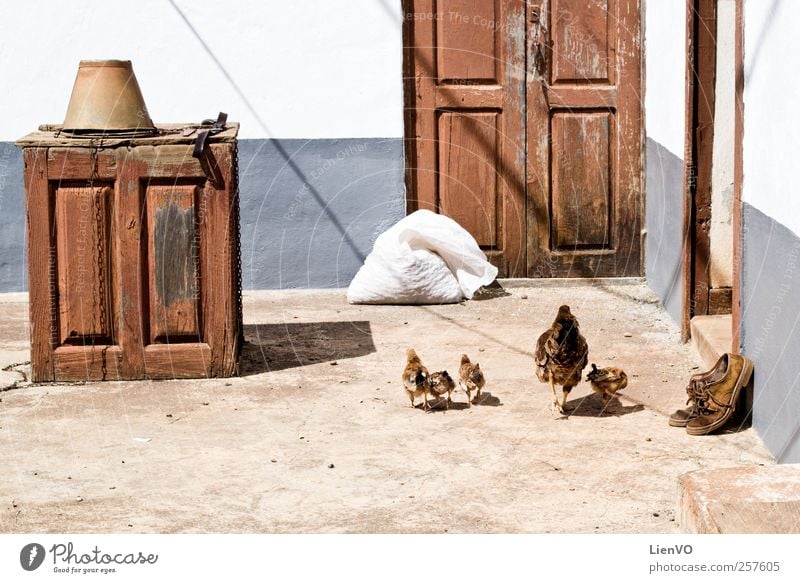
[427,371,456,409]
[586,363,628,407]
[535,305,589,413]
[402,348,430,409]
[459,354,485,407]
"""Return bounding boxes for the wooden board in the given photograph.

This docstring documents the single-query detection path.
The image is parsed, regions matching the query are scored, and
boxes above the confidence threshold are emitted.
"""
[53,345,124,381]
[681,0,717,340]
[143,343,212,379]
[23,148,55,382]
[16,123,240,147]
[732,0,744,352]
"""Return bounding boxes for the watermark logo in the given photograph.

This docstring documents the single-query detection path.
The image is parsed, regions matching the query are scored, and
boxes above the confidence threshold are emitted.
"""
[20,543,46,571]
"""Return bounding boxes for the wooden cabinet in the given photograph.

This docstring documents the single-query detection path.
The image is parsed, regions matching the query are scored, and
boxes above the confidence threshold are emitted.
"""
[17,124,242,382]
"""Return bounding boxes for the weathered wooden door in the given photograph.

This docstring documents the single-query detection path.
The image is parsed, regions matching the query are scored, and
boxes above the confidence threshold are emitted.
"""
[404,0,527,276]
[404,0,643,277]
[527,0,642,277]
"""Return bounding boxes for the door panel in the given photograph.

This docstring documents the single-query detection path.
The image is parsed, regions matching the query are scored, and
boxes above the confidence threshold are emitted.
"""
[437,0,498,83]
[404,0,527,276]
[551,0,613,83]
[551,112,611,248]
[527,0,642,277]
[146,184,202,343]
[438,111,499,247]
[55,184,115,345]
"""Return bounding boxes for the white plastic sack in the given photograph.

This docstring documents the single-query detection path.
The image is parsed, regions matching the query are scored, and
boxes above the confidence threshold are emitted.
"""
[347,210,498,304]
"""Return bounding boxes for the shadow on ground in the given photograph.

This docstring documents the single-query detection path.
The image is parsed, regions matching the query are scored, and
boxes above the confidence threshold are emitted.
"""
[420,391,504,412]
[471,280,511,301]
[565,394,645,418]
[239,321,375,374]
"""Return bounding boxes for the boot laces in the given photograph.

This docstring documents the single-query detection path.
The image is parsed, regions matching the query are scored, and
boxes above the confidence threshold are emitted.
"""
[686,379,731,414]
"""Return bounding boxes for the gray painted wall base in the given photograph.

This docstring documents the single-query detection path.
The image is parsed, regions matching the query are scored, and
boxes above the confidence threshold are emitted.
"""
[742,203,800,463]
[238,138,405,289]
[0,138,406,292]
[0,143,25,292]
[645,138,684,325]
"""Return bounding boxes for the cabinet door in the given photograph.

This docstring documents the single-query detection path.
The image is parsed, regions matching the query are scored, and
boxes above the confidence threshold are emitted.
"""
[117,144,238,379]
[28,148,124,381]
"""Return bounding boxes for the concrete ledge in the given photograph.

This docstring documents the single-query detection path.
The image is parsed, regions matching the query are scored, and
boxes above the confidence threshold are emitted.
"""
[0,292,28,304]
[690,314,732,369]
[498,277,646,288]
[679,464,800,533]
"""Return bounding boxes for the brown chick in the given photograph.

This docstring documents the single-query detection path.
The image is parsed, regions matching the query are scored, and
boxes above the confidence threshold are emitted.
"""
[459,354,485,407]
[535,305,589,413]
[586,363,628,407]
[427,371,456,409]
[402,348,430,409]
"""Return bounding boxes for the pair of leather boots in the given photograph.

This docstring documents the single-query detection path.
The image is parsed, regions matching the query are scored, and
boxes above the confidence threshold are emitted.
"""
[669,353,754,435]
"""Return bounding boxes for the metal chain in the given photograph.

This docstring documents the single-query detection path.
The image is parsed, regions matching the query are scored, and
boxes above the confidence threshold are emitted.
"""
[232,139,244,349]
[88,145,109,379]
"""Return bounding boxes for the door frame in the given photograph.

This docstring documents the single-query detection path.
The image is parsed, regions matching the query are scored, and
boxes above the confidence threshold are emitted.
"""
[401,0,419,217]
[680,0,744,349]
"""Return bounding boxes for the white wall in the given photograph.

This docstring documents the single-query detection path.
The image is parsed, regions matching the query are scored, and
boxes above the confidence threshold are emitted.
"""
[710,0,735,288]
[644,0,687,324]
[743,0,800,236]
[0,0,404,141]
[644,0,686,158]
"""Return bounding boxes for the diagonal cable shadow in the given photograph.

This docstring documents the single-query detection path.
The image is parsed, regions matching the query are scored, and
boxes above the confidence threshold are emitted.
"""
[166,0,366,263]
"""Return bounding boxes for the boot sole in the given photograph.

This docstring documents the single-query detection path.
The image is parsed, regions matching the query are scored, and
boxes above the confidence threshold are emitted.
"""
[669,416,690,428]
[686,357,754,436]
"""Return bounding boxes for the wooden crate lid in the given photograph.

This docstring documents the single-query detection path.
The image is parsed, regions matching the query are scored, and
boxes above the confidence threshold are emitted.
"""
[15,122,239,147]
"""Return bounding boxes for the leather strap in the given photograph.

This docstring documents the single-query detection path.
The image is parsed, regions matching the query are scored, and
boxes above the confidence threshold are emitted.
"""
[192,112,228,158]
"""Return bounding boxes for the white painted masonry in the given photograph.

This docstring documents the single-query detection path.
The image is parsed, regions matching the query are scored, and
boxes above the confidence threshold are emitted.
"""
[0,0,405,141]
[644,0,686,158]
[644,0,687,324]
[743,0,800,237]
[710,0,735,289]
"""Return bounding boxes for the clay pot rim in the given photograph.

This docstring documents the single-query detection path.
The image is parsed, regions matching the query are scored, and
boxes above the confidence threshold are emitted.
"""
[77,59,133,68]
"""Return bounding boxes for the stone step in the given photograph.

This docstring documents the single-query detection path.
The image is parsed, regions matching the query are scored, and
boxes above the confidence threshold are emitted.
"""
[690,314,732,369]
[679,464,800,533]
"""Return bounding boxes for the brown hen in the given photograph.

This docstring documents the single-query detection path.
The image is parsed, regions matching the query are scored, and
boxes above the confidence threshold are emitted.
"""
[535,305,589,413]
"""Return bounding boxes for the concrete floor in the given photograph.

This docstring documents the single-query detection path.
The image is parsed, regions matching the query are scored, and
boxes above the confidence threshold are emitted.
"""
[0,283,773,533]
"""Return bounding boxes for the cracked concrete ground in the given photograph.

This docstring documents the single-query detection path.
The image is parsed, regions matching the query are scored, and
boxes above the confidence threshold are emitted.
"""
[0,283,773,533]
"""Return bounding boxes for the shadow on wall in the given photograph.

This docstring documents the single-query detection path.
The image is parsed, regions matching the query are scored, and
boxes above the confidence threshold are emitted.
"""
[742,203,800,463]
[238,139,405,290]
[167,1,406,290]
[239,321,376,375]
[645,137,684,325]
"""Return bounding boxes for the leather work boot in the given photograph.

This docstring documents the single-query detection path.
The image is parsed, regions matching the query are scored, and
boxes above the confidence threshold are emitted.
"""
[668,354,730,427]
[685,353,754,436]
